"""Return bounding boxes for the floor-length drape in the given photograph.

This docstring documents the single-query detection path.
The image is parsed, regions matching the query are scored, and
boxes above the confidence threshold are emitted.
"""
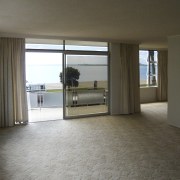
[0,38,28,127]
[157,50,168,101]
[110,43,140,114]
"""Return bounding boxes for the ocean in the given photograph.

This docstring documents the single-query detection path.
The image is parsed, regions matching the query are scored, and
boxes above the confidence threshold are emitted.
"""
[26,64,108,84]
[140,65,147,81]
[26,64,149,84]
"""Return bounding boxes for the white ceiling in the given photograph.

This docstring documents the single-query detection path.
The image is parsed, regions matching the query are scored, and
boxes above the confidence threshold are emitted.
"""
[0,0,180,49]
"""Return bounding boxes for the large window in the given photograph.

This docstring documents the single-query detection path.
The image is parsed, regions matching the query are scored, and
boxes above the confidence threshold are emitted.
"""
[139,50,158,87]
[26,39,109,120]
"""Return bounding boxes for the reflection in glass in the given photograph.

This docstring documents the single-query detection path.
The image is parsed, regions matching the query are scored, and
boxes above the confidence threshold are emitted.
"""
[63,55,108,117]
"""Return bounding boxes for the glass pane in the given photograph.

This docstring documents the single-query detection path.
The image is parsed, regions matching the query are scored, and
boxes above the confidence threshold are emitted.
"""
[65,40,108,51]
[63,54,108,117]
[26,39,63,50]
[154,51,158,62]
[139,50,158,87]
[26,52,63,122]
[149,75,157,86]
[148,50,158,86]
[149,62,157,76]
[139,50,148,86]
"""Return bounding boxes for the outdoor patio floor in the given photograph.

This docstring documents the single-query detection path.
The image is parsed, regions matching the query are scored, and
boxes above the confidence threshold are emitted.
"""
[28,108,63,122]
[28,105,108,122]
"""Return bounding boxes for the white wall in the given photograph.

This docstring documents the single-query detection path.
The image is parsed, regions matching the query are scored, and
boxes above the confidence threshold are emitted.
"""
[168,36,180,128]
[140,87,157,103]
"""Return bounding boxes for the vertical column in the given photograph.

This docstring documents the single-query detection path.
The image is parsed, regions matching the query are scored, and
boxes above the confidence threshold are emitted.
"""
[109,43,121,115]
[168,36,180,128]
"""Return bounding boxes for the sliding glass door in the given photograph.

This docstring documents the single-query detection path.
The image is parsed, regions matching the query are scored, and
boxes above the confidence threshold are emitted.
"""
[63,53,109,118]
[26,39,109,120]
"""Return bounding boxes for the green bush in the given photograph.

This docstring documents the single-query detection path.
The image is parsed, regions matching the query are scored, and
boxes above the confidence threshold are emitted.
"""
[60,67,80,89]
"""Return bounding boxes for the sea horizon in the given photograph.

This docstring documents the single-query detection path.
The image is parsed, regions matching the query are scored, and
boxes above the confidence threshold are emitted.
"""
[26,64,155,84]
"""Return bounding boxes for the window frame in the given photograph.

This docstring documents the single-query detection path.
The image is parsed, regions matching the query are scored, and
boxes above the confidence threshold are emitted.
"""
[25,39,110,119]
[139,50,158,87]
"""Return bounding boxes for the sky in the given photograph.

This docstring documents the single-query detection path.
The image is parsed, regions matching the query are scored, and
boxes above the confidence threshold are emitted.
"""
[140,50,158,64]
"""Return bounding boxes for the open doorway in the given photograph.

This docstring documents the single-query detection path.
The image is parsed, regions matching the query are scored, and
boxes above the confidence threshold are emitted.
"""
[26,52,63,122]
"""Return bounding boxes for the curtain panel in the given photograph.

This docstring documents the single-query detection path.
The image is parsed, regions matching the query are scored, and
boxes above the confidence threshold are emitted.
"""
[0,37,28,128]
[110,43,140,114]
[157,50,168,101]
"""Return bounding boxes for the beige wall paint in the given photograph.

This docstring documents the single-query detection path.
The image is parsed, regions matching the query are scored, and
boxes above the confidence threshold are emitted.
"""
[168,36,180,128]
[109,43,122,115]
[140,87,157,103]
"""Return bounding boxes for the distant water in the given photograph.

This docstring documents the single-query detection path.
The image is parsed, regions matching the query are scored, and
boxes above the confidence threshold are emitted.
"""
[140,65,147,81]
[140,64,158,82]
[26,64,149,84]
[26,64,108,84]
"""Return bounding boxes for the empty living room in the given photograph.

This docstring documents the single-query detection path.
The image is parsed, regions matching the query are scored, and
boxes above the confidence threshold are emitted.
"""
[0,1,180,179]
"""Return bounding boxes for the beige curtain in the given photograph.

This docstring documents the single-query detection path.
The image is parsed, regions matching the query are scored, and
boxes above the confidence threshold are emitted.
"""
[0,37,28,128]
[157,50,168,101]
[110,43,140,114]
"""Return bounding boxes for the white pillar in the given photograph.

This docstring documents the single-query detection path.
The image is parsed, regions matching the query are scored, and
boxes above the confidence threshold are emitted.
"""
[168,36,180,128]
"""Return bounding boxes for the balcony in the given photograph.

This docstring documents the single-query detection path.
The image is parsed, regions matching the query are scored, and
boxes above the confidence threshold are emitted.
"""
[27,84,108,122]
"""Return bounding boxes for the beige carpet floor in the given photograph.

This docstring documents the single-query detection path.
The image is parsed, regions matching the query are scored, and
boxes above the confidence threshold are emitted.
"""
[0,102,180,180]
